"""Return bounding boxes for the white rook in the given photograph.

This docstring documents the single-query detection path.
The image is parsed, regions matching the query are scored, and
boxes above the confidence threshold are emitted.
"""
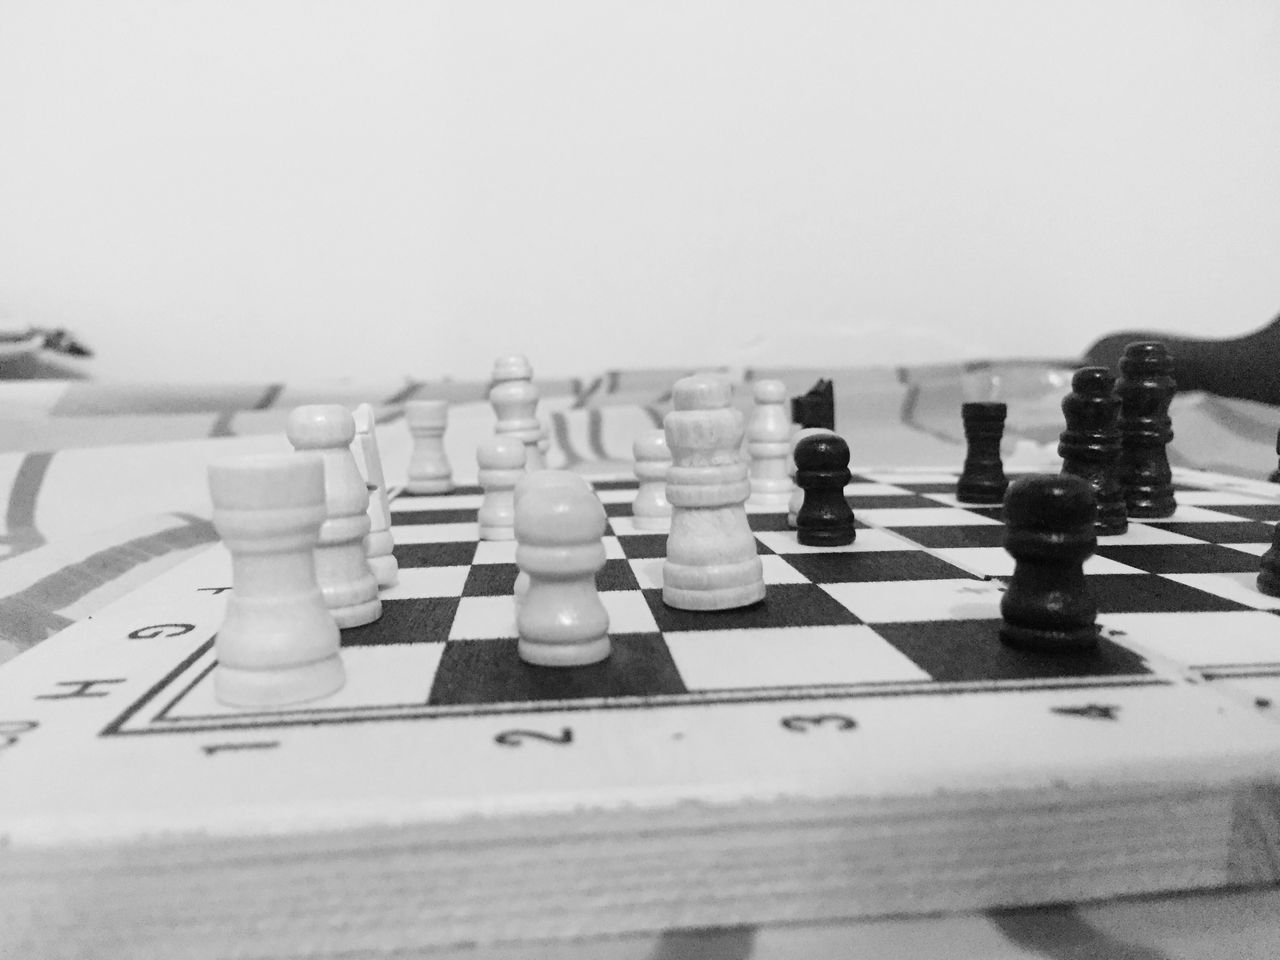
[662,374,765,611]
[208,453,345,707]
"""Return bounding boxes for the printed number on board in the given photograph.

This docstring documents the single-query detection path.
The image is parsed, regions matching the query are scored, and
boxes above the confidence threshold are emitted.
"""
[781,714,858,733]
[494,727,574,747]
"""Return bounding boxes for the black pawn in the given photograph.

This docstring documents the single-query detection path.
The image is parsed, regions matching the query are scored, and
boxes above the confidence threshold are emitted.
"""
[1268,427,1280,484]
[1116,341,1176,518]
[795,433,855,547]
[957,402,1008,504]
[1059,367,1127,536]
[1258,522,1280,597]
[999,474,1100,653]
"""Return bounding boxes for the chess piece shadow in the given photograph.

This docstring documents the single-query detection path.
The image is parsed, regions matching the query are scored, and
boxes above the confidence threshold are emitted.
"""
[1082,311,1280,405]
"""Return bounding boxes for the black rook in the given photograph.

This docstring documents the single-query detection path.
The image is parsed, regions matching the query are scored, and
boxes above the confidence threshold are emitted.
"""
[957,402,1008,505]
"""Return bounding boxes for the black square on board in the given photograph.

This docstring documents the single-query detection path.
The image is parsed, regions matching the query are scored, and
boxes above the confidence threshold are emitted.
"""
[872,619,1150,683]
[845,494,940,510]
[1194,503,1280,522]
[616,533,668,559]
[783,550,980,584]
[1154,521,1275,545]
[592,480,639,492]
[427,632,687,705]
[643,582,862,632]
[749,513,795,532]
[603,501,634,518]
[1093,544,1262,575]
[392,508,477,526]
[598,558,641,592]
[395,541,478,568]
[1084,574,1255,614]
[341,598,459,646]
[463,563,519,596]
[888,525,1007,549]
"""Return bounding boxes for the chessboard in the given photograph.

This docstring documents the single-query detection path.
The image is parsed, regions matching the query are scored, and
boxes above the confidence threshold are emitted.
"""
[4,463,1280,955]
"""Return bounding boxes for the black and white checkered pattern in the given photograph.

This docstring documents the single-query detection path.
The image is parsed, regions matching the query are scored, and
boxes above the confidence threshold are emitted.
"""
[341,468,1280,715]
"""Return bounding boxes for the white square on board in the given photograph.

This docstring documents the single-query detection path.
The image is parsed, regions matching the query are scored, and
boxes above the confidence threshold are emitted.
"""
[473,540,518,565]
[609,516,668,537]
[664,624,930,690]
[843,481,915,496]
[1102,611,1280,669]
[822,579,1004,623]
[381,566,470,600]
[1176,491,1280,506]
[757,528,907,555]
[1142,506,1255,524]
[169,645,444,717]
[394,522,480,544]
[1224,543,1271,557]
[449,596,518,640]
[760,554,811,584]
[930,549,1146,578]
[858,507,1002,528]
[599,591,660,633]
[628,558,664,590]
[1103,523,1203,546]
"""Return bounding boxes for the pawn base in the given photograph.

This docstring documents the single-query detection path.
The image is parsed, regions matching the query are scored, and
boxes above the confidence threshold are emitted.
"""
[798,525,856,547]
[999,621,1100,654]
[1126,496,1177,519]
[956,480,1008,505]
[405,479,454,495]
[215,653,346,708]
[480,525,516,541]
[331,596,382,629]
[633,513,672,532]
[518,635,611,667]
[1258,568,1280,598]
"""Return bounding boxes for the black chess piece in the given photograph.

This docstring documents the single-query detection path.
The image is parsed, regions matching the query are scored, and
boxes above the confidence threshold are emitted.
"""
[1116,341,1176,518]
[790,379,835,431]
[1269,427,1280,485]
[1258,522,1280,597]
[999,474,1100,653]
[1059,367,1127,536]
[956,402,1008,505]
[795,433,855,547]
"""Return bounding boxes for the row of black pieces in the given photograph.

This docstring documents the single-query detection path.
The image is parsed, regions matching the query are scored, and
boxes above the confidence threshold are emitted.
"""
[958,341,1178,535]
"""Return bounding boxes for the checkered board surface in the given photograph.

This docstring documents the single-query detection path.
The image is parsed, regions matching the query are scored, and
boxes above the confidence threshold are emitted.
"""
[106,466,1280,734]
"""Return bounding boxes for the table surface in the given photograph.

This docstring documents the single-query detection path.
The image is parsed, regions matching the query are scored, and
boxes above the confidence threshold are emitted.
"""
[2,364,1279,959]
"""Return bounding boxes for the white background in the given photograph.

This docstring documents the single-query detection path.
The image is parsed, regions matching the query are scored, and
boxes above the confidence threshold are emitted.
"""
[1,0,1278,382]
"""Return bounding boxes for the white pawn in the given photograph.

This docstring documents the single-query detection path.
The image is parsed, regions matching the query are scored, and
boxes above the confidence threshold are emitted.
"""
[747,380,793,508]
[632,429,672,531]
[405,399,454,494]
[663,374,765,611]
[516,485,610,666]
[513,470,596,608]
[208,453,345,707]
[789,427,836,527]
[478,436,527,540]
[490,354,547,471]
[353,403,398,588]
[287,405,382,629]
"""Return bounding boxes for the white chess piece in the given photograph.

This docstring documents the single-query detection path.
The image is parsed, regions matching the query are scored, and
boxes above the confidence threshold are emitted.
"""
[287,405,382,628]
[404,399,454,494]
[208,453,345,707]
[632,429,672,531]
[516,484,610,666]
[490,355,547,471]
[788,427,836,528]
[477,435,527,540]
[353,403,398,588]
[663,374,765,611]
[513,470,596,608]
[747,380,793,508]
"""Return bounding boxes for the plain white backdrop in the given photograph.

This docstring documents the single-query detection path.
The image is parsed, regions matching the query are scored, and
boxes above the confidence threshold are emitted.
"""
[1,0,1278,382]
